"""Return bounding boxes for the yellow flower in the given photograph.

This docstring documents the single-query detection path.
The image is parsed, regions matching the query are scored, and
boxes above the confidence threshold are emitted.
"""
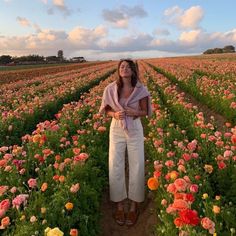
[46,227,64,236]
[213,205,220,214]
[41,207,47,214]
[20,215,25,221]
[202,193,208,199]
[65,202,74,211]
[204,164,213,174]
[213,233,217,236]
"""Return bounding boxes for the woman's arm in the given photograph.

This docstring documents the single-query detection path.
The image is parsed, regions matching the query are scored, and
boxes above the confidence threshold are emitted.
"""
[105,105,125,120]
[125,96,148,117]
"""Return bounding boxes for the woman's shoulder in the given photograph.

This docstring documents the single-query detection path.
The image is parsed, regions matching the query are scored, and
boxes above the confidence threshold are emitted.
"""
[105,81,117,90]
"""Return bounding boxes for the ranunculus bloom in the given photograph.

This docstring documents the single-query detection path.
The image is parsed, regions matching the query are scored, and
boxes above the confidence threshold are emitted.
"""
[172,199,189,211]
[174,178,187,192]
[189,184,199,193]
[204,164,213,173]
[201,217,215,234]
[97,126,106,132]
[70,183,80,193]
[212,205,220,214]
[41,183,48,192]
[167,183,177,194]
[27,178,37,188]
[174,217,184,227]
[0,216,10,229]
[179,209,200,226]
[0,199,11,212]
[65,202,74,211]
[169,171,179,180]
[46,227,64,236]
[147,177,159,190]
[70,229,78,236]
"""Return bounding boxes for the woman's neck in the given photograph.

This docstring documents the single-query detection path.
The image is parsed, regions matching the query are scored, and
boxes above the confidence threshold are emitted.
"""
[122,77,132,88]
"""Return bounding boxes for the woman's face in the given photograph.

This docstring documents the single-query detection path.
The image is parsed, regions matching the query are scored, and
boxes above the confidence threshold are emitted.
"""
[119,61,132,78]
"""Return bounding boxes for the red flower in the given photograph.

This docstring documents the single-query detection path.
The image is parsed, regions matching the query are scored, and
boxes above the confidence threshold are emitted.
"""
[179,209,200,226]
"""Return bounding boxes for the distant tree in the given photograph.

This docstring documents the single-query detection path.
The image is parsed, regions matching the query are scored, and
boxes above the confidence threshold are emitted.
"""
[0,55,12,64]
[57,50,64,61]
[14,54,44,63]
[46,56,59,62]
[213,48,223,54]
[203,49,214,54]
[223,45,235,53]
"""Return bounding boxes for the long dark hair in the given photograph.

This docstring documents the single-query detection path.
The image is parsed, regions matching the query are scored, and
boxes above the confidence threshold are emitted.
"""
[116,59,139,94]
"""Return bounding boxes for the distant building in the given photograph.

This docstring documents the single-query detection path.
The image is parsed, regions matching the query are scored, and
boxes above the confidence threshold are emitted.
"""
[58,50,64,62]
[71,57,86,62]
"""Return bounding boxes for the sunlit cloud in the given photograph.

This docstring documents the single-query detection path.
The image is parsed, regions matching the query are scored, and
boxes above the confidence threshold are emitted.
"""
[164,5,204,29]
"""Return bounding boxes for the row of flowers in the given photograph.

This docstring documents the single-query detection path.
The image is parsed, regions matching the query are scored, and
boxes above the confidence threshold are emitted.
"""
[140,62,236,235]
[0,61,107,85]
[0,72,117,235]
[144,56,236,123]
[0,63,116,145]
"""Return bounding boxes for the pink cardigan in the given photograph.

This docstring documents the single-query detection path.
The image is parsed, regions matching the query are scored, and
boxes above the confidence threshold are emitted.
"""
[99,81,152,131]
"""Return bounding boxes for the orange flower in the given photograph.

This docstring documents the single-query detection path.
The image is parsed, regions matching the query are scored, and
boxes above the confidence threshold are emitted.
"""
[32,134,41,143]
[170,170,179,180]
[147,177,159,190]
[212,205,220,214]
[70,229,79,236]
[65,202,74,211]
[97,126,106,132]
[204,164,213,174]
[41,183,48,192]
[0,216,10,229]
[59,175,65,183]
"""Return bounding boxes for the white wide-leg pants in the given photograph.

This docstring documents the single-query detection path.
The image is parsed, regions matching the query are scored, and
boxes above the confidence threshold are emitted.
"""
[109,118,145,202]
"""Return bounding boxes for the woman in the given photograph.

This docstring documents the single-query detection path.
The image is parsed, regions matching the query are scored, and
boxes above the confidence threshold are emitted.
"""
[99,59,152,226]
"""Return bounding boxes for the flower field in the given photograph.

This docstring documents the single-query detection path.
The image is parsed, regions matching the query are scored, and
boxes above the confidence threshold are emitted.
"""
[0,54,236,235]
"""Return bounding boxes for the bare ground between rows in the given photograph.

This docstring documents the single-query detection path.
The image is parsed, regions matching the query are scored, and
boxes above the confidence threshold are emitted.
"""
[176,87,228,132]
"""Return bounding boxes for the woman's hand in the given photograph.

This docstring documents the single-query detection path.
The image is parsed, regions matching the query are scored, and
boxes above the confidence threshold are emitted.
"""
[114,111,125,120]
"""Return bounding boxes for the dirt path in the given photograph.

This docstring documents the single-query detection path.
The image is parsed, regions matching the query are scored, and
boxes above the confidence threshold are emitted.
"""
[99,189,157,236]
[176,88,229,132]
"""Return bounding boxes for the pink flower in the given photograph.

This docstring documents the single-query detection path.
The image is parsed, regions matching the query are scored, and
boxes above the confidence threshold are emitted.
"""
[218,161,226,169]
[182,153,191,161]
[189,184,199,193]
[0,199,11,212]
[27,178,37,188]
[165,160,175,168]
[187,140,197,151]
[166,183,177,194]
[201,217,215,234]
[70,183,80,193]
[174,178,188,192]
[12,194,29,210]
[0,186,9,196]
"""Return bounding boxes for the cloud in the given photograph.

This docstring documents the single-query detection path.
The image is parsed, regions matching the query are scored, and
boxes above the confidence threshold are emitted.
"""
[1,23,236,59]
[16,17,31,27]
[102,5,147,28]
[68,25,108,49]
[164,5,204,30]
[179,30,201,44]
[47,0,72,16]
[40,0,48,4]
[153,28,170,36]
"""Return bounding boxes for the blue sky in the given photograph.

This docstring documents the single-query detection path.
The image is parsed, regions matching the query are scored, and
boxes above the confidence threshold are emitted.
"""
[0,0,236,60]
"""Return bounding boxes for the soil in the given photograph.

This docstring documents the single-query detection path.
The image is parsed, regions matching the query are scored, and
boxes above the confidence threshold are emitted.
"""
[99,190,157,236]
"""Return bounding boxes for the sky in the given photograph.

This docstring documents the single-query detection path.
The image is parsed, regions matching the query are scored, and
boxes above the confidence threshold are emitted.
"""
[0,0,236,60]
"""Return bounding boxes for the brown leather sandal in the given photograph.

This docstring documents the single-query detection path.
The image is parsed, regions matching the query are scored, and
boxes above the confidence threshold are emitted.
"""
[114,209,125,226]
[125,208,139,226]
